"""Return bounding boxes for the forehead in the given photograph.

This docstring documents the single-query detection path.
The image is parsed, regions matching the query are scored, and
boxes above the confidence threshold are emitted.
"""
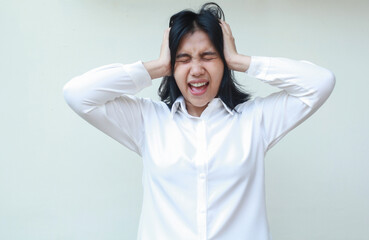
[177,30,216,53]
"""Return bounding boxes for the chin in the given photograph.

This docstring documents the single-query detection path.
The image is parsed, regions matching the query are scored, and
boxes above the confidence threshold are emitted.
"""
[190,99,210,108]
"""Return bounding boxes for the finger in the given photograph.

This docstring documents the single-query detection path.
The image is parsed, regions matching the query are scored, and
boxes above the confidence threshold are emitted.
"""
[220,20,232,36]
[163,28,170,40]
[219,20,226,31]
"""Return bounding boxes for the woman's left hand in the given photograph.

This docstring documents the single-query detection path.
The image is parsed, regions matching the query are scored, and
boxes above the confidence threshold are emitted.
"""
[220,20,251,72]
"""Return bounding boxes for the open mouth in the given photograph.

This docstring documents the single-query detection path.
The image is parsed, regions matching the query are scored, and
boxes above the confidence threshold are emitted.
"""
[188,82,209,95]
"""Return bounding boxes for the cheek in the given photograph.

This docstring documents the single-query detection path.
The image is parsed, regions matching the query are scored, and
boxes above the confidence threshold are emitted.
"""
[174,67,188,86]
[174,75,185,92]
[173,65,180,80]
[216,63,225,83]
[209,63,224,84]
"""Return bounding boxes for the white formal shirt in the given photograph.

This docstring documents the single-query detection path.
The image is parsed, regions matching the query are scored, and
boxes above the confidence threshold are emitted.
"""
[63,56,335,240]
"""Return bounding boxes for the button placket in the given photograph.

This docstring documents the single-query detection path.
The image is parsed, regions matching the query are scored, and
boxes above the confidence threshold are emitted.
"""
[196,119,208,240]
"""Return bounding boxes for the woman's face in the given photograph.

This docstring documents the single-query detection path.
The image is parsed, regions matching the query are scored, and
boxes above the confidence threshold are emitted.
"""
[174,30,224,117]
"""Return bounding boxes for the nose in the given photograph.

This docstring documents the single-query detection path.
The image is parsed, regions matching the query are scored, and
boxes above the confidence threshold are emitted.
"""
[190,60,204,77]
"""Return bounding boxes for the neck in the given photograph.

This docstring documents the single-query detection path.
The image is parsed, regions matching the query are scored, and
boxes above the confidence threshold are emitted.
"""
[186,102,207,117]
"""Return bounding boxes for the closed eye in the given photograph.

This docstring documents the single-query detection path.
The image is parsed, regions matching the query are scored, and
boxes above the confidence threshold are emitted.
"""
[176,58,191,63]
[203,57,216,61]
[201,51,218,61]
[176,53,191,63]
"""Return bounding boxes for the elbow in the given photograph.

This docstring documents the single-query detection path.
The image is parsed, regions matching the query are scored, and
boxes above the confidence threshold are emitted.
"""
[63,77,85,115]
[308,68,336,108]
[62,80,71,104]
[319,68,336,99]
[63,77,77,107]
[63,76,98,117]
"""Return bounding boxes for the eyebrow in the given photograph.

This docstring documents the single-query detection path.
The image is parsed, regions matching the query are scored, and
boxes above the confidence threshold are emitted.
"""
[176,51,218,59]
[201,51,218,57]
[176,53,191,59]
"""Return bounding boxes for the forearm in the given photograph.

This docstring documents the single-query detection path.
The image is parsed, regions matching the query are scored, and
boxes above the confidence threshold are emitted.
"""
[143,59,170,79]
[227,54,251,72]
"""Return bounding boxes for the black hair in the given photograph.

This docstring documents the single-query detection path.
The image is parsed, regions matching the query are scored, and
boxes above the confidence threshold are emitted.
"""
[158,2,251,110]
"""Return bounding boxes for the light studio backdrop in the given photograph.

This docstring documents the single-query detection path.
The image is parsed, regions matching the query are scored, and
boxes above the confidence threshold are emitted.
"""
[0,0,368,239]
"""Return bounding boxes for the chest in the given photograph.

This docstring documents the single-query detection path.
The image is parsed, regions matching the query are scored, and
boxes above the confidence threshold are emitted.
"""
[142,113,264,181]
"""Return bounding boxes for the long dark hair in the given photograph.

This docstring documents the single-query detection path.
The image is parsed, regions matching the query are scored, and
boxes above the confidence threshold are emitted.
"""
[158,2,250,110]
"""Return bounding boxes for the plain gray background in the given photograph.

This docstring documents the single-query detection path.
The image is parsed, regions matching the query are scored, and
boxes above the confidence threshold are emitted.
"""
[1,0,368,239]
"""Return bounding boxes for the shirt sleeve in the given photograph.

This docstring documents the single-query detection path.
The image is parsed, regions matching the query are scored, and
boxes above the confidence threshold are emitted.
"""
[63,61,152,155]
[245,56,336,151]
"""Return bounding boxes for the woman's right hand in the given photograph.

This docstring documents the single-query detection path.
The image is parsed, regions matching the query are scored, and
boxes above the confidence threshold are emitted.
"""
[159,28,171,76]
[144,28,171,79]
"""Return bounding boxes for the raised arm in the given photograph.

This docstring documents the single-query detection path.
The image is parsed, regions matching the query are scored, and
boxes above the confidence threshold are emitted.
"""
[220,21,336,150]
[63,29,172,155]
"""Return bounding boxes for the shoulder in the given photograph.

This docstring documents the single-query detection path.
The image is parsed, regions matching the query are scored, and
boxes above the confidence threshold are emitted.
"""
[236,90,292,111]
[234,97,260,113]
[117,95,170,115]
[234,96,279,120]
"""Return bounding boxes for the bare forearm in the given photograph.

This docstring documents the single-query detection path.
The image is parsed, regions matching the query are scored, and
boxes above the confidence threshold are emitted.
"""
[143,59,170,79]
[227,54,251,72]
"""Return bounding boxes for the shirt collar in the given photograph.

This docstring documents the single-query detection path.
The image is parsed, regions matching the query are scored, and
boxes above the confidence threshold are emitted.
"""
[170,96,234,118]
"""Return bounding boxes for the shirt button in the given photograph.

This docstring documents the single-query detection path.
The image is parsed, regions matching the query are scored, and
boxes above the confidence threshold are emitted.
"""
[199,173,206,179]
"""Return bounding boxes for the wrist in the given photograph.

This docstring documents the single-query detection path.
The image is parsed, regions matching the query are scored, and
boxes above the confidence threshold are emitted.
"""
[143,59,170,79]
[227,54,251,72]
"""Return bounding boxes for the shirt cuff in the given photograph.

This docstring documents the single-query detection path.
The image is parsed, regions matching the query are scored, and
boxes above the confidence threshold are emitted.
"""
[245,56,271,80]
[123,61,152,92]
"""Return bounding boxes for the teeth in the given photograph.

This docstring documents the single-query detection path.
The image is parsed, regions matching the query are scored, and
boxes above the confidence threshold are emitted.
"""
[190,82,207,87]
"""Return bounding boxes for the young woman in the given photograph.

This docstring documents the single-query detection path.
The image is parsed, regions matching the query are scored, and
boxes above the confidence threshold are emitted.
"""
[64,3,335,240]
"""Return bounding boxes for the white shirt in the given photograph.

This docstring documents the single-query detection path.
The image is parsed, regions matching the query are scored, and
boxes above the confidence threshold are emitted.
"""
[63,56,335,240]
